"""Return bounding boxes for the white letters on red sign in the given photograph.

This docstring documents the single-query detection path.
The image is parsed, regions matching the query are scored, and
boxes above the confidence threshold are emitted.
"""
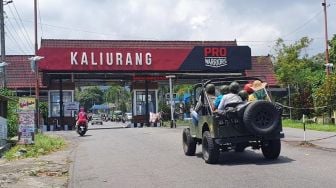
[70,51,152,66]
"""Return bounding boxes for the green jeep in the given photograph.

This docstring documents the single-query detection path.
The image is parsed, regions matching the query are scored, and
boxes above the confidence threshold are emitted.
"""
[182,77,284,164]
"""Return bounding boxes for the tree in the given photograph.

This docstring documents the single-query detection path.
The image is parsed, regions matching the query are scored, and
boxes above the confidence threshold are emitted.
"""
[329,34,336,66]
[273,37,318,118]
[105,84,131,112]
[0,88,18,138]
[75,86,104,110]
[312,35,336,116]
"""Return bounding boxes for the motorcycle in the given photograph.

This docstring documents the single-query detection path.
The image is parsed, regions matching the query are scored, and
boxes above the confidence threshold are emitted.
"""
[76,121,88,136]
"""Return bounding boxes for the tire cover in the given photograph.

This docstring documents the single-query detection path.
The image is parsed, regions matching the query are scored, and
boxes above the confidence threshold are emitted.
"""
[243,101,280,135]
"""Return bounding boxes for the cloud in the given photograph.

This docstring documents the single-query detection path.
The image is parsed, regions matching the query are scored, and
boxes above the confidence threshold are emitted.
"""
[4,0,336,56]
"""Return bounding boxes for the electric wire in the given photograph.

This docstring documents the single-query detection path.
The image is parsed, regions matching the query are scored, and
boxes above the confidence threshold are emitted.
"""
[3,2,333,54]
[37,0,44,38]
[280,8,324,39]
[5,11,33,53]
[9,2,34,48]
[5,24,29,54]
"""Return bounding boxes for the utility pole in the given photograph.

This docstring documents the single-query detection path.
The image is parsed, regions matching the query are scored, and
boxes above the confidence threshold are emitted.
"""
[34,0,38,53]
[0,0,6,87]
[322,0,330,75]
[34,0,40,131]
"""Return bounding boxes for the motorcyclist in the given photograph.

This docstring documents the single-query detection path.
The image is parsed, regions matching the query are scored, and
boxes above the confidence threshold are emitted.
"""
[76,107,88,128]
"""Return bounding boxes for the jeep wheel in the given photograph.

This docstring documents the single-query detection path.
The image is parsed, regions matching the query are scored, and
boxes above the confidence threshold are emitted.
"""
[202,131,219,164]
[262,139,281,160]
[243,101,280,135]
[182,128,196,156]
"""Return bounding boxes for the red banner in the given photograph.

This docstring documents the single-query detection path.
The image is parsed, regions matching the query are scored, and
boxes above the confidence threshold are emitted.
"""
[37,48,191,72]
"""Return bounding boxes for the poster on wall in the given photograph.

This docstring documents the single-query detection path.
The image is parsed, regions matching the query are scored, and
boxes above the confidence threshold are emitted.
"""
[18,97,36,112]
[18,112,35,144]
[18,97,36,145]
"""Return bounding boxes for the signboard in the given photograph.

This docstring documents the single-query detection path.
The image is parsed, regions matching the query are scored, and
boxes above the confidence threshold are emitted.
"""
[18,111,35,144]
[18,97,36,112]
[38,46,251,73]
[64,101,79,111]
[18,97,36,144]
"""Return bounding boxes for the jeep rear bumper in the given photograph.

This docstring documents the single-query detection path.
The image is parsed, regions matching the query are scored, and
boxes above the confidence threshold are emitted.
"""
[214,132,285,145]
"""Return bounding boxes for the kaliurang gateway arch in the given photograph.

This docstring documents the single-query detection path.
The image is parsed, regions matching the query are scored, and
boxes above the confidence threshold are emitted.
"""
[37,39,253,128]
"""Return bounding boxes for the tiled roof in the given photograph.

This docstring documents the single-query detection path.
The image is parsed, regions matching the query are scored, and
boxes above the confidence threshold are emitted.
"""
[245,56,277,86]
[5,41,277,89]
[40,39,238,48]
[5,55,45,89]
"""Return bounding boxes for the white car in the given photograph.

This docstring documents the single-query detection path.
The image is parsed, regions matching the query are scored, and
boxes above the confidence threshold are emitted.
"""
[125,112,132,121]
[91,114,103,125]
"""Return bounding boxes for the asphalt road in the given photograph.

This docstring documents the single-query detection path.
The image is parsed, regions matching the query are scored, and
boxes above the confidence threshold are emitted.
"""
[69,121,336,188]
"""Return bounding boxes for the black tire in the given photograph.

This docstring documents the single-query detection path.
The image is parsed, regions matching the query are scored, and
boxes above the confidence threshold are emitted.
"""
[234,143,246,152]
[243,101,280,135]
[262,139,281,159]
[202,131,219,164]
[79,130,86,136]
[182,128,196,156]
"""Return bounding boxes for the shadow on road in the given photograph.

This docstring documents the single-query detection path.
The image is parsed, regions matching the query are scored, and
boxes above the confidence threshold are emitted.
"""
[88,127,126,131]
[78,134,92,137]
[195,150,294,166]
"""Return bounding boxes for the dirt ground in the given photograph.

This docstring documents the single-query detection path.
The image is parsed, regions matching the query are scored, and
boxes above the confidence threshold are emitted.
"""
[0,132,77,188]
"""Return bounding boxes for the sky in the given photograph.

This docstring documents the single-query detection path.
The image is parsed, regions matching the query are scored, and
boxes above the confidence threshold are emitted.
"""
[3,0,336,56]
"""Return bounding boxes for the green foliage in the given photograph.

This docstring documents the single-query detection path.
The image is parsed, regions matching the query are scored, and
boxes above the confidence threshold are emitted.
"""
[75,86,104,110]
[274,37,313,86]
[283,119,336,132]
[273,37,328,119]
[329,34,336,65]
[39,101,48,124]
[105,84,131,111]
[158,101,170,121]
[4,133,66,160]
[0,88,18,138]
[313,74,336,115]
[175,84,193,99]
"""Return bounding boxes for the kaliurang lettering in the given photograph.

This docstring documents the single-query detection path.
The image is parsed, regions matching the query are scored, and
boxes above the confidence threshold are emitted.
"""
[205,57,227,68]
[70,52,152,66]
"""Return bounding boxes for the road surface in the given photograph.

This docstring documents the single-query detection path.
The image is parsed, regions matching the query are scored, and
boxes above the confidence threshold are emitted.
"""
[69,122,336,188]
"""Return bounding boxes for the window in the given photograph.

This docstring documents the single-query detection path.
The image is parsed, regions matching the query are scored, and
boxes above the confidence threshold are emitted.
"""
[49,91,73,117]
[135,91,156,115]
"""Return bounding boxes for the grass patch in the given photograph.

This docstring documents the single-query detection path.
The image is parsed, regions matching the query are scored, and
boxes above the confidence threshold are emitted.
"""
[4,133,66,160]
[161,119,192,127]
[283,119,336,132]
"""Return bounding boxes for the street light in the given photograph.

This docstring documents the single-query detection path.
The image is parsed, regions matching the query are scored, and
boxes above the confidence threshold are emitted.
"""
[28,56,44,132]
[166,75,176,128]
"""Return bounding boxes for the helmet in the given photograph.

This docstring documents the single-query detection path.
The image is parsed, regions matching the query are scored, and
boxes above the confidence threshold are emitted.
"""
[244,83,254,94]
[205,84,216,95]
[80,107,85,112]
[219,85,229,95]
[229,81,240,94]
[238,90,249,101]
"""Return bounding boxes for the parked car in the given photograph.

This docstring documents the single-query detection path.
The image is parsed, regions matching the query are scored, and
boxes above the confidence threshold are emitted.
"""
[111,110,123,122]
[182,77,284,164]
[91,114,103,125]
[125,112,132,121]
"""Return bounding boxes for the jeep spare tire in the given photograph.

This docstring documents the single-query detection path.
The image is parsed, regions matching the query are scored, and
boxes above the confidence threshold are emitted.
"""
[243,101,280,135]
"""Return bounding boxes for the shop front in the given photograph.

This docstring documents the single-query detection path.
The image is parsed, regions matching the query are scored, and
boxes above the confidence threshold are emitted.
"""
[36,39,251,128]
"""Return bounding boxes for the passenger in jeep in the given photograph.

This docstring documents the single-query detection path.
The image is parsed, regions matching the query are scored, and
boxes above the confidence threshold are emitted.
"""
[217,81,242,113]
[248,80,270,101]
[191,84,216,126]
[213,85,229,109]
